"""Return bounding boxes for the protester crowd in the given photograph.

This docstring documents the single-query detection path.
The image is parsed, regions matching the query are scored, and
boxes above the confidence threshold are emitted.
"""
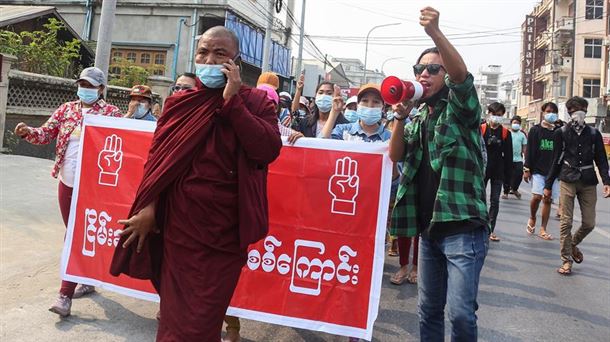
[12,5,610,342]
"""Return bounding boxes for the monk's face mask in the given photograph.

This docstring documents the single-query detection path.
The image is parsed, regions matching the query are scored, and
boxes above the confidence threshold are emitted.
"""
[195,55,241,89]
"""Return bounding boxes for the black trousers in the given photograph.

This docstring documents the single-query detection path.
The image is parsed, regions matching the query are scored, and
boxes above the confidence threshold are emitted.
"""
[503,161,523,194]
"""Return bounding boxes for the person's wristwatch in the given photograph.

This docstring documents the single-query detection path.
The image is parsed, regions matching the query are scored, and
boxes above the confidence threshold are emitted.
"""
[393,113,408,121]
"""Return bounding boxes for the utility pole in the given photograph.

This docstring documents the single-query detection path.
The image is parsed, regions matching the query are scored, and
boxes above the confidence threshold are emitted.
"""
[285,0,295,46]
[94,0,117,82]
[364,23,400,85]
[568,0,576,97]
[294,0,306,77]
[261,0,274,72]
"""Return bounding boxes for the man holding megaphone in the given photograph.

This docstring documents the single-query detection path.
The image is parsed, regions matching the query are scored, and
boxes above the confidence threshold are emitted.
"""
[387,6,489,342]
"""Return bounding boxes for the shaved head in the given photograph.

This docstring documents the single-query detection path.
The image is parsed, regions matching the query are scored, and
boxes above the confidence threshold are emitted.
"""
[201,26,240,54]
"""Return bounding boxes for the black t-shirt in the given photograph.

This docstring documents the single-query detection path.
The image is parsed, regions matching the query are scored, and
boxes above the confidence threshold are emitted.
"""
[483,124,513,181]
[525,124,556,176]
[416,115,487,240]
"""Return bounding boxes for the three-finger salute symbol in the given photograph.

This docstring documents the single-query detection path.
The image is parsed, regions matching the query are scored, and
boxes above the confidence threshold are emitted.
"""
[97,134,123,187]
[328,157,360,215]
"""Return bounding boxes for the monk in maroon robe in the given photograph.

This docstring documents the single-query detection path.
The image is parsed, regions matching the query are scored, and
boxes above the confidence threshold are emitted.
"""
[110,26,281,341]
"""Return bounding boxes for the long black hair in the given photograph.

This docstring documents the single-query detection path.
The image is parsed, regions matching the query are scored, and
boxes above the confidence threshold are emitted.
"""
[307,81,335,126]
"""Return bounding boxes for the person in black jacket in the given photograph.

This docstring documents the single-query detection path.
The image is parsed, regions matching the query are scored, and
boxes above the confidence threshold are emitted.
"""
[523,102,559,240]
[296,81,349,137]
[545,96,610,276]
[482,102,513,242]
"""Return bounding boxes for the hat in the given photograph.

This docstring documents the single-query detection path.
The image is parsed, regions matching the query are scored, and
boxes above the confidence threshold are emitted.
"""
[77,67,106,87]
[346,96,358,106]
[129,85,153,100]
[357,83,382,102]
[299,96,309,107]
[257,84,279,105]
[279,91,292,101]
[257,72,279,90]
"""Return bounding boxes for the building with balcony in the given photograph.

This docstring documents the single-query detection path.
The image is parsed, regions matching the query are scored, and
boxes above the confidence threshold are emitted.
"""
[516,0,608,131]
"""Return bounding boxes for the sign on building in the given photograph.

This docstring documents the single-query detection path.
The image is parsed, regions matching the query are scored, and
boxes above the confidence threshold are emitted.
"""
[522,15,535,96]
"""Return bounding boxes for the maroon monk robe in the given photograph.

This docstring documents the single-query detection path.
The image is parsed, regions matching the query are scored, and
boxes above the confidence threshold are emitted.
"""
[110,81,281,341]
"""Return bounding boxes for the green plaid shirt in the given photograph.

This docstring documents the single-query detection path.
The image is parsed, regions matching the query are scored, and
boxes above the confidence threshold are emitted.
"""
[390,73,488,237]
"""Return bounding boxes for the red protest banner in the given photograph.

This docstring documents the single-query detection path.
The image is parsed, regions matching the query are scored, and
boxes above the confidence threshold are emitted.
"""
[61,115,392,339]
[61,116,158,301]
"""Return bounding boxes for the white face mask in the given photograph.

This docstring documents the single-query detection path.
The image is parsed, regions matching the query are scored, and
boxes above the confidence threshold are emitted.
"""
[488,115,503,125]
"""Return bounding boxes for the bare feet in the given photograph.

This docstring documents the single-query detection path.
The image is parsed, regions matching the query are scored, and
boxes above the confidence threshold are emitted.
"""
[223,329,241,342]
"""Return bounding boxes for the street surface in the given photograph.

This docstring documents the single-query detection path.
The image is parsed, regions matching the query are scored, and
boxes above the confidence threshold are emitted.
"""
[1,155,609,341]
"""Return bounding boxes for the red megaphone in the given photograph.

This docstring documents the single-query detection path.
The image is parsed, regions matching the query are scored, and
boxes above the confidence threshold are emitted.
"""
[380,76,427,105]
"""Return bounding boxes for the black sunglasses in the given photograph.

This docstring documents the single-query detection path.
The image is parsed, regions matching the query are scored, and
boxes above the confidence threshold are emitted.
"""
[413,64,446,76]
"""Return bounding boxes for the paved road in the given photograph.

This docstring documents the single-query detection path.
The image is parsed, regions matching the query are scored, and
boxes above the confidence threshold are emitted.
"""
[1,155,609,341]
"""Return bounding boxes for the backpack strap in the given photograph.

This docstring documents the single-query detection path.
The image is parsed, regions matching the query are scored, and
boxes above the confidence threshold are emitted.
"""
[501,127,509,140]
[481,123,509,140]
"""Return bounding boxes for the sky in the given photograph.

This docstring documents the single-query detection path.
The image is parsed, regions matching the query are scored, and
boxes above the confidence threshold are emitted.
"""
[288,0,541,84]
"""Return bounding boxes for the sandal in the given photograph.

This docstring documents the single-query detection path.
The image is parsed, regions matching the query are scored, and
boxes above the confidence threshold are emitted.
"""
[557,262,572,275]
[407,271,418,284]
[572,245,583,264]
[390,270,409,285]
[388,250,399,257]
[526,218,536,235]
[489,233,500,242]
[538,232,553,240]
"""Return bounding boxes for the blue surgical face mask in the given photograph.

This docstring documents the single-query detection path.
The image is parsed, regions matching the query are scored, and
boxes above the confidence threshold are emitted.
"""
[298,109,306,117]
[344,109,359,123]
[134,103,150,119]
[195,63,226,88]
[77,87,99,104]
[315,94,333,113]
[357,105,382,126]
[544,112,558,123]
[511,123,521,131]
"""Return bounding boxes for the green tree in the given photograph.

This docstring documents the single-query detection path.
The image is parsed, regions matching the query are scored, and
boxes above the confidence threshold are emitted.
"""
[0,18,81,78]
[108,57,166,88]
[107,57,150,88]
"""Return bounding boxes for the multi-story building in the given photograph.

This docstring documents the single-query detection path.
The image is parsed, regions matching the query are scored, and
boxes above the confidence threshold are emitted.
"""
[2,0,293,88]
[331,57,385,87]
[475,65,503,112]
[516,0,608,131]
[501,79,519,118]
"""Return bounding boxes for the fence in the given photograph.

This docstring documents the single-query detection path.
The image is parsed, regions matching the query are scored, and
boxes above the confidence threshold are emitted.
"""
[1,62,161,160]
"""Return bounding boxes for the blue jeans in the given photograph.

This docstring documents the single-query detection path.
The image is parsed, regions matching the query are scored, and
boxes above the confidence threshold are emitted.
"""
[418,227,489,342]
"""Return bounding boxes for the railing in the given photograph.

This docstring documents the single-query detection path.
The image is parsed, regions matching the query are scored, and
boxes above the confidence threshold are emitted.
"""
[7,70,158,113]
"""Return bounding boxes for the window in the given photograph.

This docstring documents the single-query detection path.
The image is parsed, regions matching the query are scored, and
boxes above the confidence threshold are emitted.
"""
[109,48,167,75]
[112,51,122,62]
[154,53,165,65]
[140,53,151,64]
[584,38,602,58]
[585,0,603,19]
[582,79,600,98]
[559,76,567,97]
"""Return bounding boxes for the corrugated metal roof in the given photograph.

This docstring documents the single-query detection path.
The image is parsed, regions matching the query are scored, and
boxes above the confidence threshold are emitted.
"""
[0,5,57,27]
